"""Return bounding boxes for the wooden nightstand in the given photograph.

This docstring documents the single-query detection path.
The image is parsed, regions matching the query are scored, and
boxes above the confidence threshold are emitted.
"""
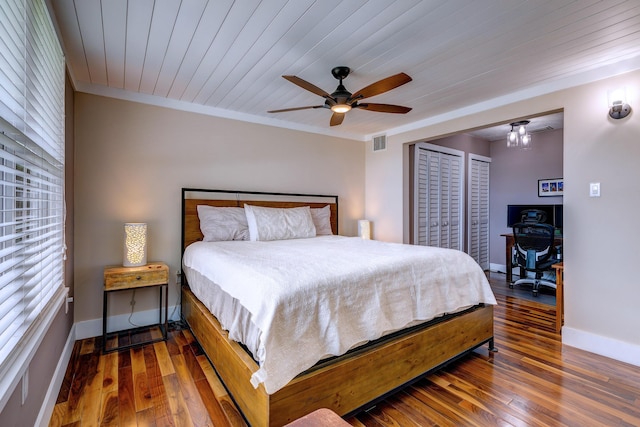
[103,262,169,353]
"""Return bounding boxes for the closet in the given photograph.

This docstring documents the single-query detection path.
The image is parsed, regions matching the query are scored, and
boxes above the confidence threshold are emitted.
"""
[413,143,464,250]
[468,154,491,270]
[412,143,491,270]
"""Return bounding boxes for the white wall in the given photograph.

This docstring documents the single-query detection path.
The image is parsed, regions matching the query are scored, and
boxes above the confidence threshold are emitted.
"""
[562,74,640,362]
[364,138,405,241]
[74,93,365,329]
[366,70,640,365]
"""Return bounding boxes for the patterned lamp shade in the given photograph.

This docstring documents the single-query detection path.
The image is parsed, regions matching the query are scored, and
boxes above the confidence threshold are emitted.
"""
[123,223,147,267]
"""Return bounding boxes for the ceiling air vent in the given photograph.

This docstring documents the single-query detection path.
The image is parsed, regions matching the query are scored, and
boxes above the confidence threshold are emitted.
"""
[373,134,387,152]
[531,125,555,134]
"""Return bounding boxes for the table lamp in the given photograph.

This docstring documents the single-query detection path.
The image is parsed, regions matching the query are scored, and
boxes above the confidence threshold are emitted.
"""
[123,223,147,267]
[358,219,371,240]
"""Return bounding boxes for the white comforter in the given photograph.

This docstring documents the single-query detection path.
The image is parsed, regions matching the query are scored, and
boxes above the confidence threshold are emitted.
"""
[182,235,496,394]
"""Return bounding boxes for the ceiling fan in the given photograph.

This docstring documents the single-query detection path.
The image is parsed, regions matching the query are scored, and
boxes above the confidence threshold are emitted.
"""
[268,66,412,126]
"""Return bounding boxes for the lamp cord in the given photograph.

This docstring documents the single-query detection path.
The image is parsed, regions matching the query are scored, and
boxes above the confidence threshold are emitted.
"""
[128,289,140,327]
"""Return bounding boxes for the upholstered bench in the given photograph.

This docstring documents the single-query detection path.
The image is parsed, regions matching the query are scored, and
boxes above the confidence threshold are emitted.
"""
[285,408,351,426]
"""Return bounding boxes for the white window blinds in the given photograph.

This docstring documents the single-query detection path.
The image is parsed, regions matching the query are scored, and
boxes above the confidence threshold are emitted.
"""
[0,0,64,159]
[0,0,65,381]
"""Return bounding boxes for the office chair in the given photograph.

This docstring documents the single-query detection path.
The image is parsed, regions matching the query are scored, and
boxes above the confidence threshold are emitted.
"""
[511,222,557,296]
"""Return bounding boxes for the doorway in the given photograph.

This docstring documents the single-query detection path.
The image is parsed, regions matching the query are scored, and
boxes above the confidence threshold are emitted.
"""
[410,111,564,305]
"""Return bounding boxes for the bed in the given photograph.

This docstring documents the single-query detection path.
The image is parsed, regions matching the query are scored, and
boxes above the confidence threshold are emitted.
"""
[180,188,497,427]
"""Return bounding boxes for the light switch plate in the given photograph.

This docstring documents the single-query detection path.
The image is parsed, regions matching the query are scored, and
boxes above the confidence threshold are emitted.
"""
[590,182,600,197]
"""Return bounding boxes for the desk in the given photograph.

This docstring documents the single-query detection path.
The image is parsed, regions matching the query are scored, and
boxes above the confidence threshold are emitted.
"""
[552,262,564,333]
[501,233,563,283]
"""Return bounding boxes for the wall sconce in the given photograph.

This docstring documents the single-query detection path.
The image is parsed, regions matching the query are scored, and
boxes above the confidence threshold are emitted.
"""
[123,223,147,267]
[608,87,632,119]
[358,219,371,240]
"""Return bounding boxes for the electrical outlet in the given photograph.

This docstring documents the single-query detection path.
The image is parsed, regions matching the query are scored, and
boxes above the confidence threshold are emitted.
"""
[65,286,73,314]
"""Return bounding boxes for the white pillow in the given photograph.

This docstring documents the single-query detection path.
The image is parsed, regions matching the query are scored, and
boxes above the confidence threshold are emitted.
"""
[197,205,249,241]
[311,205,333,235]
[244,204,316,241]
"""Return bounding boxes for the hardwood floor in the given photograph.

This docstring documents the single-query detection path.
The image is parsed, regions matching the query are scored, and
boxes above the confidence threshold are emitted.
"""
[49,273,640,426]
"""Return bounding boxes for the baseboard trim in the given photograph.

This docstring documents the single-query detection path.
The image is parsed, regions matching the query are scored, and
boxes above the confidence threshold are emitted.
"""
[75,305,181,340]
[489,263,522,276]
[35,323,76,427]
[489,263,505,273]
[562,327,640,368]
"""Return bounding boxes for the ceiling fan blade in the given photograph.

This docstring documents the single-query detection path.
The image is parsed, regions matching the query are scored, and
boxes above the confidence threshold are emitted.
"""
[330,112,345,126]
[350,73,412,101]
[283,75,331,98]
[267,105,325,113]
[357,103,412,114]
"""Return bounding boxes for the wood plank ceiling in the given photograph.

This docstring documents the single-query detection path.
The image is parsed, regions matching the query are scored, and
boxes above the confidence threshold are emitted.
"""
[49,0,640,140]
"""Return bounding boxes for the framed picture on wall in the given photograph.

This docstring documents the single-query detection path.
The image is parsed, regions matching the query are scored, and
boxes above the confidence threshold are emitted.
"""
[538,178,563,197]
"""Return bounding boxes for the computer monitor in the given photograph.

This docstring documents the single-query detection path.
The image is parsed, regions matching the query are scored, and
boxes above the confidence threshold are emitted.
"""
[507,204,557,227]
[554,204,563,229]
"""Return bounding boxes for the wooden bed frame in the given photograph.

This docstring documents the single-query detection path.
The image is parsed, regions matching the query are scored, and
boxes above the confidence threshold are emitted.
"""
[180,189,495,427]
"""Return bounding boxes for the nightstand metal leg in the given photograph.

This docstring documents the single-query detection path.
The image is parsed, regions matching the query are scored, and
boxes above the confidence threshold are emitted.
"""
[102,290,108,353]
[159,283,168,340]
[164,283,168,339]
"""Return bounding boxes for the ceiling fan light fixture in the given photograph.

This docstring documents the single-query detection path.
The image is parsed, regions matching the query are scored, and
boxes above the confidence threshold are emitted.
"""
[270,67,411,126]
[331,104,351,113]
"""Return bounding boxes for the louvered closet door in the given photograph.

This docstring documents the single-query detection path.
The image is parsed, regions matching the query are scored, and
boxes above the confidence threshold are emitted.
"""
[414,148,436,246]
[468,155,491,270]
[414,144,464,250]
[427,150,441,246]
[443,154,462,250]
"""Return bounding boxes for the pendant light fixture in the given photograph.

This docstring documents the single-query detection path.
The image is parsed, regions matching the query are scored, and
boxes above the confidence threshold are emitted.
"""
[507,120,532,149]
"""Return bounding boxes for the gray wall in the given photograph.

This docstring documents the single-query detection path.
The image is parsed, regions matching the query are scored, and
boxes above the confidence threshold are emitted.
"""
[0,307,73,427]
[428,132,492,158]
[489,128,563,266]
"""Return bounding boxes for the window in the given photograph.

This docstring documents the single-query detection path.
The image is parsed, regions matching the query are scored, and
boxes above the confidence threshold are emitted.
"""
[0,0,65,407]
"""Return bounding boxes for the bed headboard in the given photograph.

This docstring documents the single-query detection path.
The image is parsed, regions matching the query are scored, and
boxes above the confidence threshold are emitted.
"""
[181,188,339,252]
